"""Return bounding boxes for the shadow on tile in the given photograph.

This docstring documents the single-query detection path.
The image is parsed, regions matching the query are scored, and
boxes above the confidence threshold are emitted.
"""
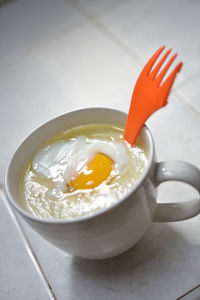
[72,223,183,268]
[0,0,14,7]
[70,222,200,297]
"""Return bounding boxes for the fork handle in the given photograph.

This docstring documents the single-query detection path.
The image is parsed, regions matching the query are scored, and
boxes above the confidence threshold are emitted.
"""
[124,108,145,145]
[153,161,200,222]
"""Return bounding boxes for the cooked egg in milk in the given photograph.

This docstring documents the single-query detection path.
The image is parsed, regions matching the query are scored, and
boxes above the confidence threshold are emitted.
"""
[21,124,148,219]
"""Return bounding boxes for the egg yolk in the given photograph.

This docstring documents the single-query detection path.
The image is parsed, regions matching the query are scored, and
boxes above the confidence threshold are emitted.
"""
[69,153,113,190]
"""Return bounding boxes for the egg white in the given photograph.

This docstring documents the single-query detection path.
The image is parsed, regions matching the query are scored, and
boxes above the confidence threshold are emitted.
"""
[32,136,129,194]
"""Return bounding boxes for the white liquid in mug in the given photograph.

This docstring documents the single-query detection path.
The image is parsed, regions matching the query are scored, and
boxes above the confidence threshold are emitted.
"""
[20,124,148,220]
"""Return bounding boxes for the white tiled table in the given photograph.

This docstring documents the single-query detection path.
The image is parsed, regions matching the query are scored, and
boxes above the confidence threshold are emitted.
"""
[1,1,200,299]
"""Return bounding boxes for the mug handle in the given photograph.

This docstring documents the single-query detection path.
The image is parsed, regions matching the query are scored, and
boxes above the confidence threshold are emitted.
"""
[153,161,200,222]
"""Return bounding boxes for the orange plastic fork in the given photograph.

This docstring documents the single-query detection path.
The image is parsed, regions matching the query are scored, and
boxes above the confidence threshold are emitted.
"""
[124,45,183,145]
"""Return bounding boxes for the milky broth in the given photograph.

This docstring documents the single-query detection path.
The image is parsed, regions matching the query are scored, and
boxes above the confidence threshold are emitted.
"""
[20,124,148,220]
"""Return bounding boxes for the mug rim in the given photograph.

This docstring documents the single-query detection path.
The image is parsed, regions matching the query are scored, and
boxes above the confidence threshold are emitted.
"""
[5,107,155,224]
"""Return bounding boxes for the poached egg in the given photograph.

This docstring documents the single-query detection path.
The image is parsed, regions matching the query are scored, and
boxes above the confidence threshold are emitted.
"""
[32,136,129,193]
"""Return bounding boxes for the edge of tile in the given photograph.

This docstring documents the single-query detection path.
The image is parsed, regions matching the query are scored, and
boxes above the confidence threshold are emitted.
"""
[0,185,57,300]
[175,72,200,89]
[66,0,200,120]
[177,284,200,299]
[67,0,143,65]
[174,88,200,116]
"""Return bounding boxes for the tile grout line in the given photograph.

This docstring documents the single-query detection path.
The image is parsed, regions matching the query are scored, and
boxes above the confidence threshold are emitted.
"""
[0,0,131,70]
[1,0,198,121]
[0,2,199,298]
[176,283,200,299]
[67,0,200,119]
[0,0,139,71]
[0,0,131,71]
[0,186,57,300]
[175,71,200,89]
[66,0,143,66]
[65,0,132,21]
[68,0,200,94]
[0,0,198,122]
[89,15,143,65]
[173,88,200,117]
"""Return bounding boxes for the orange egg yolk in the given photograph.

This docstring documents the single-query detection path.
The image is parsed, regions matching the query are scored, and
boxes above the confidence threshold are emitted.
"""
[69,153,113,190]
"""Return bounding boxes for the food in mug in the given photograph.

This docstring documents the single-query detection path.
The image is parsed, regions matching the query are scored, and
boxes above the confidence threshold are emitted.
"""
[20,124,147,219]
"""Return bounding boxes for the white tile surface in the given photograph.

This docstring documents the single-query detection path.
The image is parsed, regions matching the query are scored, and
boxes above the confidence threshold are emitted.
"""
[147,93,200,204]
[18,210,200,300]
[0,21,140,184]
[1,0,200,299]
[147,94,200,165]
[9,92,199,300]
[175,74,200,114]
[95,0,200,84]
[0,0,84,66]
[0,190,52,300]
[67,0,122,15]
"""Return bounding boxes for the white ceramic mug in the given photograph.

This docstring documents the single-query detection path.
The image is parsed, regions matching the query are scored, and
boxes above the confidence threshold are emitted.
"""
[5,108,200,259]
